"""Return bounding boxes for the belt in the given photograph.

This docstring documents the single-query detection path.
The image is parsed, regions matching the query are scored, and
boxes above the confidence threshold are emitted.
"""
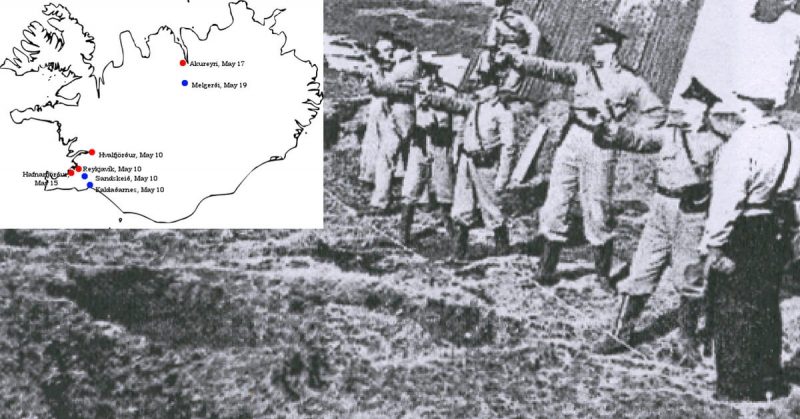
[462,146,500,168]
[563,113,616,149]
[655,186,683,199]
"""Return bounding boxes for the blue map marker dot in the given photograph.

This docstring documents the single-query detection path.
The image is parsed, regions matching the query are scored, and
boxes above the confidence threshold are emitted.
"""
[182,80,189,87]
[81,173,88,180]
[87,182,94,189]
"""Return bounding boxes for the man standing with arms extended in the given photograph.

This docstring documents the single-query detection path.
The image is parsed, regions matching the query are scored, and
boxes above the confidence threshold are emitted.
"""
[397,58,459,245]
[358,33,397,185]
[470,0,541,86]
[509,23,663,289]
[701,92,799,401]
[446,70,520,260]
[590,78,726,368]
[368,38,420,213]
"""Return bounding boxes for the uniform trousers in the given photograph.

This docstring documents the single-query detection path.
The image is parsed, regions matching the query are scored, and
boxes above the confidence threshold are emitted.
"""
[712,214,785,401]
[617,193,706,298]
[401,139,454,205]
[370,103,414,209]
[451,157,506,229]
[359,98,386,183]
[539,124,617,246]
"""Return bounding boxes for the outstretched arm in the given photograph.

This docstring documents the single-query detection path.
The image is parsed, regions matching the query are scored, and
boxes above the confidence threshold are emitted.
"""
[607,124,665,153]
[369,80,416,102]
[368,58,420,101]
[511,54,579,85]
[422,92,474,115]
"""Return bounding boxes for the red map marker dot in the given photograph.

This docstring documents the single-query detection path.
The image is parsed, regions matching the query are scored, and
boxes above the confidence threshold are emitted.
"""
[89,149,96,156]
[180,59,187,67]
[76,166,82,173]
[68,169,75,177]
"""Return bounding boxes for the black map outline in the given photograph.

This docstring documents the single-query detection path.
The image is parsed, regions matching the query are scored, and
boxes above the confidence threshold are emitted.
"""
[2,0,323,225]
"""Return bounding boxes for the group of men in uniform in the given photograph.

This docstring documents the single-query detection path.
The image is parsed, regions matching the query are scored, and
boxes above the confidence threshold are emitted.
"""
[359,0,539,256]
[353,0,800,401]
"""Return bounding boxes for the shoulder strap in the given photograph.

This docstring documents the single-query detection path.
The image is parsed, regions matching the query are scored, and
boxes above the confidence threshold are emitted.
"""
[474,102,486,150]
[680,130,706,181]
[770,133,793,200]
[589,66,604,91]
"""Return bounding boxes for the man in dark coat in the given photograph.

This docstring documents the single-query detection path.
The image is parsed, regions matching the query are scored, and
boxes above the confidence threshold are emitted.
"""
[700,91,800,401]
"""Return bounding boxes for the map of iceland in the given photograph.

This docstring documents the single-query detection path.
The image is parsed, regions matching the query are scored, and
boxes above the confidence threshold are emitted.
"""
[0,1,323,227]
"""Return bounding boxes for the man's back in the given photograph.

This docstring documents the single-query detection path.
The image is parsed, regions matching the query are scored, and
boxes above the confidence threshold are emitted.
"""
[702,121,799,250]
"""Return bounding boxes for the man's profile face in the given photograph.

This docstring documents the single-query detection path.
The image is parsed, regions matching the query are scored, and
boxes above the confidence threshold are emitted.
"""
[674,98,709,131]
[591,43,618,64]
[730,96,767,124]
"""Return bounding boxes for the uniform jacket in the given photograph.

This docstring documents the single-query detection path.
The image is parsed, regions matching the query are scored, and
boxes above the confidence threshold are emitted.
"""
[461,97,517,190]
[415,81,455,130]
[701,120,800,251]
[611,124,724,191]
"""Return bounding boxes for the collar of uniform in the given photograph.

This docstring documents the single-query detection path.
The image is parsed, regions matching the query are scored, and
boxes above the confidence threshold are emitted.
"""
[502,8,524,20]
[748,117,779,129]
[666,121,692,130]
[591,60,622,73]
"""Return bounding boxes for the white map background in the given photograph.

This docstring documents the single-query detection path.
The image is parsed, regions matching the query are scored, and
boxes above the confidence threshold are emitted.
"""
[0,0,323,228]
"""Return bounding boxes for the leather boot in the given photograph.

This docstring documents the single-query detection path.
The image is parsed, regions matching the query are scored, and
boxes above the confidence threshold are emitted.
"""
[452,223,469,261]
[494,225,510,256]
[702,279,716,358]
[533,240,562,285]
[593,241,615,293]
[593,294,648,354]
[675,296,703,368]
[399,204,415,245]
[440,204,455,238]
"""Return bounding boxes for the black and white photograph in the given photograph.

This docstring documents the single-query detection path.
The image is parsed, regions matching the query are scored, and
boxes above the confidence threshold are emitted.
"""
[324,0,800,416]
[6,0,800,417]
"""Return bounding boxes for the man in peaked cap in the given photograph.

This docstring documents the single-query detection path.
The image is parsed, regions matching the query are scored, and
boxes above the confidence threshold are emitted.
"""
[700,90,799,401]
[447,64,522,259]
[509,22,663,290]
[486,1,541,56]
[472,0,541,84]
[359,32,398,185]
[591,78,727,368]
[367,37,421,213]
[358,32,397,182]
[398,58,459,244]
